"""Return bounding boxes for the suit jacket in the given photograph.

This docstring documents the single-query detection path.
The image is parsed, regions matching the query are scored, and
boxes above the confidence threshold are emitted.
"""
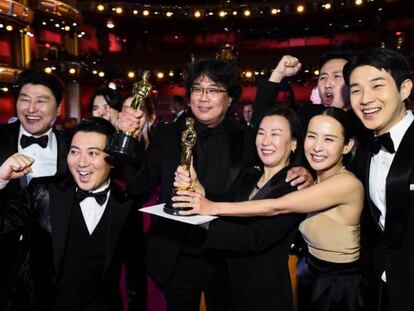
[206,166,304,311]
[0,177,146,311]
[355,120,414,311]
[0,121,69,308]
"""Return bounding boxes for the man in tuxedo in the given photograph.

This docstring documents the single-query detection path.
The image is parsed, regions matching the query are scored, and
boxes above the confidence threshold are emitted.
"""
[117,56,309,311]
[344,47,414,311]
[170,95,187,123]
[0,69,69,308]
[0,117,146,311]
[241,103,253,128]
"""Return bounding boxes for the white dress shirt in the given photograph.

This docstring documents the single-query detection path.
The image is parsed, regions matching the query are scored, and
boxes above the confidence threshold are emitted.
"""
[18,126,58,186]
[369,110,414,281]
[79,181,111,235]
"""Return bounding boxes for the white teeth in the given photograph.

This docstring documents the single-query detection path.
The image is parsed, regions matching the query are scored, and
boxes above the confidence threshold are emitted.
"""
[363,108,381,114]
[312,155,325,161]
[79,171,91,176]
[26,116,40,120]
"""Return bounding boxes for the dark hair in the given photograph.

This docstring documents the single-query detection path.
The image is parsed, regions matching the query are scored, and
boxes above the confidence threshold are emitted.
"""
[260,105,304,164]
[15,69,64,106]
[72,117,116,144]
[172,95,186,109]
[319,50,354,69]
[343,47,412,89]
[185,58,242,105]
[88,87,123,113]
[123,95,155,117]
[320,107,353,143]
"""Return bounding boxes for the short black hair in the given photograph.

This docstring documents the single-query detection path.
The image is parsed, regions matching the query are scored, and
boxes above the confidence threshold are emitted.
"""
[89,87,123,113]
[72,117,116,144]
[319,50,354,69]
[172,95,186,109]
[343,47,412,89]
[185,58,242,105]
[260,105,304,165]
[15,69,64,106]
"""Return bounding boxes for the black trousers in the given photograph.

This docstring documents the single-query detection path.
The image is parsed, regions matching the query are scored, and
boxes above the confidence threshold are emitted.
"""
[163,252,227,311]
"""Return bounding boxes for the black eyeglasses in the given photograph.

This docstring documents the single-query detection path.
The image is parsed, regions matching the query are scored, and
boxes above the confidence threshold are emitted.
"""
[190,86,227,97]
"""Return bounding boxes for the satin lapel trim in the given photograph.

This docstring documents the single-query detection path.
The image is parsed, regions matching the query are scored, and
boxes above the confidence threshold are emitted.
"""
[364,152,383,232]
[225,127,244,193]
[50,184,76,276]
[384,121,414,246]
[103,192,131,275]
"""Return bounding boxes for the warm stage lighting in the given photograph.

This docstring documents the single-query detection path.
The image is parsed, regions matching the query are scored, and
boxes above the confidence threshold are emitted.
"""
[98,71,105,77]
[219,10,227,17]
[297,5,305,13]
[355,0,363,5]
[97,4,104,11]
[166,11,174,17]
[69,68,76,74]
[243,10,251,17]
[64,26,70,31]
[6,25,13,31]
[44,67,52,74]
[133,10,138,15]
[314,70,320,76]
[92,70,98,75]
[245,71,253,78]
[168,70,174,77]
[127,71,135,79]
[157,72,164,79]
[194,10,201,18]
[143,10,150,16]
[232,11,238,16]
[271,8,280,15]
[115,7,123,14]
[106,20,115,29]
[323,3,332,10]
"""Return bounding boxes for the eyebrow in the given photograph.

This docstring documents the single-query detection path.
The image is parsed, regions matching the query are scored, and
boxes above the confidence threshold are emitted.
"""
[350,76,386,88]
[19,93,51,100]
[258,127,283,132]
[192,82,220,87]
[307,131,338,138]
[69,146,103,151]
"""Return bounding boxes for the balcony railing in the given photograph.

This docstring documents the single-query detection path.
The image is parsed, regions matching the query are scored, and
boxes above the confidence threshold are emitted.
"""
[0,0,33,24]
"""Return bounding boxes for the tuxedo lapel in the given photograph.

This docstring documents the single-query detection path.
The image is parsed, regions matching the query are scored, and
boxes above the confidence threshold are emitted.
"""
[224,125,245,193]
[49,181,76,276]
[384,121,414,247]
[53,128,69,176]
[103,186,131,275]
[363,150,383,232]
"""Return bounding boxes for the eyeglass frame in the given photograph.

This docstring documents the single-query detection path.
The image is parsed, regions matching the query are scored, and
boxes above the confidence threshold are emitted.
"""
[190,86,228,97]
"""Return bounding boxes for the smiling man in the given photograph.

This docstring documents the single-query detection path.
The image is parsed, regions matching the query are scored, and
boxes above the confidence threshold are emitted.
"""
[344,47,414,311]
[0,69,69,191]
[0,117,146,311]
[0,69,70,309]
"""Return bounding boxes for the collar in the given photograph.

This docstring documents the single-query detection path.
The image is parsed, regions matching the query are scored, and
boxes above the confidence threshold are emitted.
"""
[89,180,111,194]
[388,110,414,151]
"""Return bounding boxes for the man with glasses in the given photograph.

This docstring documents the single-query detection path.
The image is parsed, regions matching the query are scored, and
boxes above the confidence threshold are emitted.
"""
[117,57,308,310]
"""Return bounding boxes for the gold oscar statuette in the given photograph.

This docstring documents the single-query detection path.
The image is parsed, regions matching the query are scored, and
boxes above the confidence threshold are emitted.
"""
[105,71,152,159]
[164,117,198,215]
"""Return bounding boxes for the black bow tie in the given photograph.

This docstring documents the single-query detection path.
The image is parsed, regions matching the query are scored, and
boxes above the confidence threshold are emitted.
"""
[20,134,48,149]
[370,132,395,154]
[76,187,109,205]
